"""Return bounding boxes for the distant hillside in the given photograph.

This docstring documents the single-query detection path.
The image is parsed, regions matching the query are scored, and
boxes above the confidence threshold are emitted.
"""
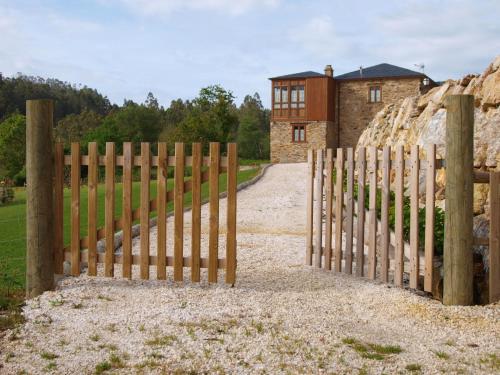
[0,74,114,122]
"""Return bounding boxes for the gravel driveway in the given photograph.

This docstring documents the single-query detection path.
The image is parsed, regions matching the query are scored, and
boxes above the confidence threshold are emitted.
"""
[1,164,499,374]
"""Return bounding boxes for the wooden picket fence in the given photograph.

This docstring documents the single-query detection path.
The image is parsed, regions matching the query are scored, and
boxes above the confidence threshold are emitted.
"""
[53,141,237,285]
[306,145,500,302]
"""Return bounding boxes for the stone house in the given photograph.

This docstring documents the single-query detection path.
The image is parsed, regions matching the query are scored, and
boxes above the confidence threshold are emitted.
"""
[269,63,436,163]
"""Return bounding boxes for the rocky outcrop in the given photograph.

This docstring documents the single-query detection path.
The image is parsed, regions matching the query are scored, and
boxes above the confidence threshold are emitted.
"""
[358,56,500,215]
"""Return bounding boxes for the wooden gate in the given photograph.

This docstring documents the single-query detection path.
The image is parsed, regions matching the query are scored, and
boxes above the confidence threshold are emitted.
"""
[53,141,237,285]
[305,145,500,302]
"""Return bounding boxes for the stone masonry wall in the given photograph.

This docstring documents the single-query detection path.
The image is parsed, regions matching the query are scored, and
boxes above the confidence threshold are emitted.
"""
[338,77,421,148]
[270,121,332,163]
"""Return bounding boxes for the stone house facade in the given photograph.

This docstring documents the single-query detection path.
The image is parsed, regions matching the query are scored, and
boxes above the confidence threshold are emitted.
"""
[270,63,435,162]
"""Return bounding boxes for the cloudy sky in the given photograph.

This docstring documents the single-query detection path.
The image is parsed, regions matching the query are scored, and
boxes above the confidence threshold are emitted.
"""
[1,0,499,107]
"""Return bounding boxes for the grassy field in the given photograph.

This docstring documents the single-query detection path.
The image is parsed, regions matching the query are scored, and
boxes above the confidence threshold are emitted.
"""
[0,168,259,294]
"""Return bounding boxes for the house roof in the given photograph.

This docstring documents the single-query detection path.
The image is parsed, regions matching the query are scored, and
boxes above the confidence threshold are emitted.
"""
[269,71,327,80]
[335,63,425,80]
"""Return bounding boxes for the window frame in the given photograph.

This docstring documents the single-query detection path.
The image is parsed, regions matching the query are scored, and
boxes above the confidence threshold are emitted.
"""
[290,85,305,109]
[368,86,382,103]
[291,123,306,143]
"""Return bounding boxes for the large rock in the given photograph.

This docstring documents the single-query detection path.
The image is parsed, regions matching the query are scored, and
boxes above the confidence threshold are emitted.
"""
[357,55,500,215]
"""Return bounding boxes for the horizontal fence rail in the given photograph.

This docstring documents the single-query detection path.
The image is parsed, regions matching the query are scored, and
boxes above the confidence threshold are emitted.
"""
[306,145,500,302]
[54,141,238,285]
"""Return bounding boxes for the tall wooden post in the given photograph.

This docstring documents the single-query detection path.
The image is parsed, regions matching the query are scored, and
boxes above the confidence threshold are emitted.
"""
[26,100,55,298]
[443,95,474,305]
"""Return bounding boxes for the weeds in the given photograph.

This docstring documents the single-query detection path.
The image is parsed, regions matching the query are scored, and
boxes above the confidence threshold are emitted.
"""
[342,337,403,361]
[405,363,422,372]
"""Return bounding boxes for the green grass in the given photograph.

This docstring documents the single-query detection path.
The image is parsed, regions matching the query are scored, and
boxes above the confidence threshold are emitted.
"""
[0,168,259,292]
[239,159,269,166]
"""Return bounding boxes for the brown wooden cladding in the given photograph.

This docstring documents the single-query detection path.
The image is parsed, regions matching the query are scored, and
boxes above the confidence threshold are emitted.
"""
[271,76,335,122]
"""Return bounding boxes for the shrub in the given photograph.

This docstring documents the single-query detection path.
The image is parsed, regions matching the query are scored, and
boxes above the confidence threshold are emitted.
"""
[0,179,15,205]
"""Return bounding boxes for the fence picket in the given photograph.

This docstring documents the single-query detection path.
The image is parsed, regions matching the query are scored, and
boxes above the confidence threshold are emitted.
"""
[410,145,420,289]
[54,142,64,275]
[356,147,366,277]
[306,149,314,265]
[226,143,238,285]
[424,144,436,292]
[209,142,220,283]
[140,143,151,279]
[394,146,405,287]
[489,172,500,303]
[88,142,98,276]
[71,142,81,276]
[191,143,202,282]
[122,142,133,279]
[174,142,185,281]
[157,142,167,280]
[381,146,391,282]
[334,148,344,272]
[368,147,378,279]
[324,149,333,270]
[105,142,115,277]
[315,149,324,268]
[345,148,354,274]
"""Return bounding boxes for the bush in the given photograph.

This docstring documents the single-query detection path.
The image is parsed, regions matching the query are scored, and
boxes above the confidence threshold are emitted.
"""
[0,180,14,205]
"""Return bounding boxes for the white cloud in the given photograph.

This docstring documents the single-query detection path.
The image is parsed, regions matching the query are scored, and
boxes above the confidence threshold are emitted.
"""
[106,0,281,16]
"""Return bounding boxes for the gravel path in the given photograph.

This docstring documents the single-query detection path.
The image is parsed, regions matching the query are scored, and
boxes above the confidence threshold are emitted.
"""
[1,164,499,374]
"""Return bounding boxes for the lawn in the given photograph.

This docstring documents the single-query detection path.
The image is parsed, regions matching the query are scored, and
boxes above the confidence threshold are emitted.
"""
[0,167,259,293]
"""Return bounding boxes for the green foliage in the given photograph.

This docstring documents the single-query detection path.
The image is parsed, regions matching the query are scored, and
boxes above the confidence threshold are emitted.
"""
[0,114,26,180]
[0,74,113,122]
[237,94,270,160]
[55,110,103,146]
[0,180,15,204]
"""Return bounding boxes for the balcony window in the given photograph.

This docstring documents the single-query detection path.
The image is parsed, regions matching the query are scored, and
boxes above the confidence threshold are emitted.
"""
[291,85,305,108]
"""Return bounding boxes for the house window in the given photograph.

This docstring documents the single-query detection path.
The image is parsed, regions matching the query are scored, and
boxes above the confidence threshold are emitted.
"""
[292,124,305,143]
[273,85,289,109]
[369,86,381,103]
[291,85,305,108]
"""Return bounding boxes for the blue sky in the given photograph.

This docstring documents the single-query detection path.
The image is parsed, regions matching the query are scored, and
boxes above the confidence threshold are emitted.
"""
[1,0,499,108]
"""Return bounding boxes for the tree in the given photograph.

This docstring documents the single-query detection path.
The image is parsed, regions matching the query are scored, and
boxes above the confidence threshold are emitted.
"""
[237,93,270,159]
[55,110,103,146]
[0,114,26,179]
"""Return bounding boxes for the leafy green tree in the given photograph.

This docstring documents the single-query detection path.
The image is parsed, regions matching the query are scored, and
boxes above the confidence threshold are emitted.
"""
[0,114,26,179]
[55,110,103,146]
[237,93,270,159]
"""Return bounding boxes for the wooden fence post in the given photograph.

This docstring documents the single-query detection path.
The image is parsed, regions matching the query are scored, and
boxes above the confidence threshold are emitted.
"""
[444,95,474,306]
[26,99,55,298]
[489,172,500,303]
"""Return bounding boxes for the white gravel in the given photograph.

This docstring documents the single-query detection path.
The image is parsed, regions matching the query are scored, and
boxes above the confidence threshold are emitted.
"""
[1,163,499,374]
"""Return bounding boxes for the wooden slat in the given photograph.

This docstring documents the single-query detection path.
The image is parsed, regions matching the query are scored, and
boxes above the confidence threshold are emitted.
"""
[394,146,405,286]
[345,148,355,274]
[191,143,202,282]
[140,143,151,280]
[356,147,366,277]
[70,142,81,276]
[54,142,64,275]
[104,142,115,277]
[424,144,436,292]
[490,172,500,303]
[87,142,98,276]
[174,143,184,281]
[473,170,490,183]
[314,149,324,268]
[208,142,220,283]
[226,143,238,285]
[380,146,391,282]
[157,142,167,280]
[122,142,133,279]
[324,149,333,270]
[409,145,420,289]
[306,149,314,265]
[368,147,377,280]
[334,148,344,272]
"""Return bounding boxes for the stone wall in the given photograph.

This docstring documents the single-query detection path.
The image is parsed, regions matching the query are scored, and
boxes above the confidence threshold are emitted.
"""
[337,77,421,148]
[270,121,332,163]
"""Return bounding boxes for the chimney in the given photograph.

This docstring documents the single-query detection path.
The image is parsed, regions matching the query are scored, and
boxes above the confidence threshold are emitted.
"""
[359,66,363,78]
[324,65,334,77]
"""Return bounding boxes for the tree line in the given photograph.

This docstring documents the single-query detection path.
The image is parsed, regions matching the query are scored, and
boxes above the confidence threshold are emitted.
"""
[0,74,270,185]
